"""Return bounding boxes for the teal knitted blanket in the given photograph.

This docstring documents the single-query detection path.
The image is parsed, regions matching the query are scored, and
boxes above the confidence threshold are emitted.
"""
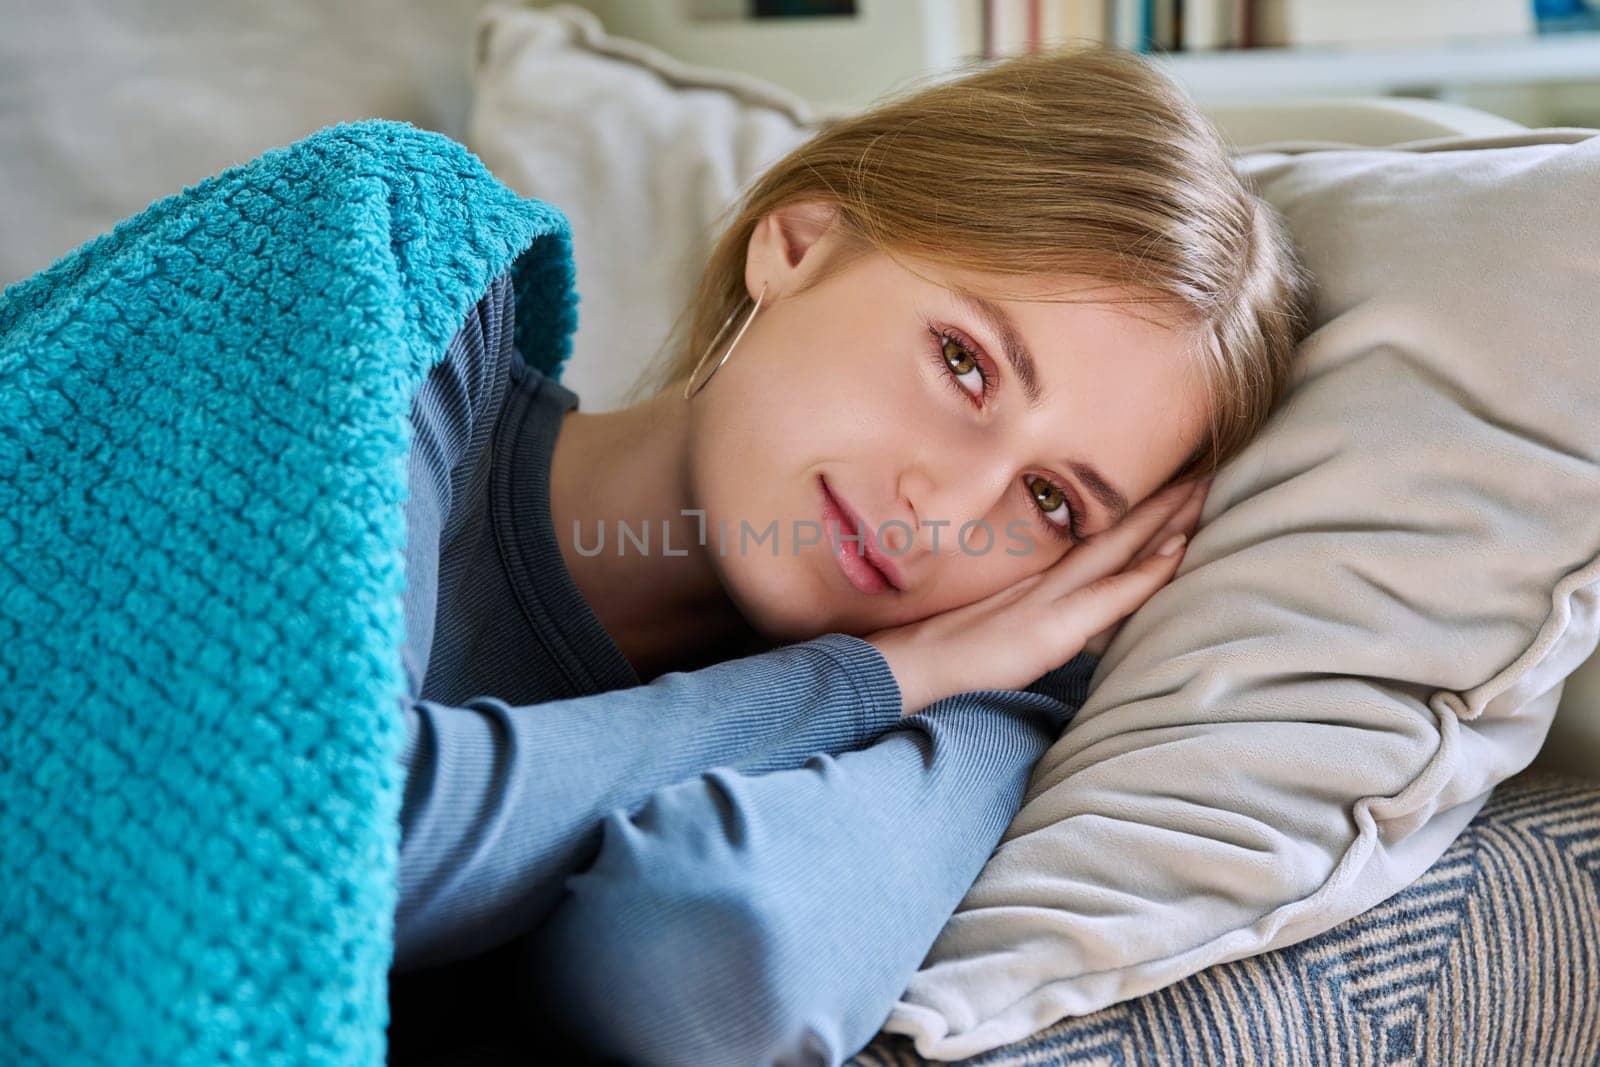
[0,120,574,1064]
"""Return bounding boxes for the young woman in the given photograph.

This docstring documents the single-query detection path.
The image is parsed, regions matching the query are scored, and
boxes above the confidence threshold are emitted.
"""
[386,45,1315,1067]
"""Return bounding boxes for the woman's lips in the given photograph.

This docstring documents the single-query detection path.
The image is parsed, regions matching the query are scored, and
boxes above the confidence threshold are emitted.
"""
[819,475,902,594]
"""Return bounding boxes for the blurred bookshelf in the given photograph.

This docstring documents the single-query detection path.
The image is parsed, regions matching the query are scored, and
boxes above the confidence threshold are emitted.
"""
[1155,27,1600,98]
[564,1,1600,126]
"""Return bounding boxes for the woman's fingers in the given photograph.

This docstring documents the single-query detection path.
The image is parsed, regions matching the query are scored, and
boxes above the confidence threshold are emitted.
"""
[865,475,1214,706]
[1036,476,1204,598]
[1058,528,1188,648]
[1128,476,1210,568]
[1135,476,1209,546]
[1045,477,1207,658]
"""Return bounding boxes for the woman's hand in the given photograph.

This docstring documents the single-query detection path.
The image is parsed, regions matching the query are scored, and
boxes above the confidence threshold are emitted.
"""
[1082,474,1212,659]
[864,475,1212,717]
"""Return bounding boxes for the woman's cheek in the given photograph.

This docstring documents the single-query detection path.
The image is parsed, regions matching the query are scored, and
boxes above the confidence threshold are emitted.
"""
[1005,519,1038,560]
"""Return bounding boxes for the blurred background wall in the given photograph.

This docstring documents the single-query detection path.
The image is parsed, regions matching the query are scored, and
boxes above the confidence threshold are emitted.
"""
[4,0,1598,289]
[564,0,1600,126]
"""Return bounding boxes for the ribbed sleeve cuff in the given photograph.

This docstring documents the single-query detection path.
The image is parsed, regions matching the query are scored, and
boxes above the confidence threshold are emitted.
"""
[726,632,905,777]
[804,631,905,732]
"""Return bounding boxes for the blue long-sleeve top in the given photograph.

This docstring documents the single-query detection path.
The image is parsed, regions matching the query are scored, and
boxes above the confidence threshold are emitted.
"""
[386,272,1099,1065]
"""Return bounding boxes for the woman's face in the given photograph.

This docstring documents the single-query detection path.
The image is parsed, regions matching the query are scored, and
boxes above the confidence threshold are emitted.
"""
[686,202,1212,644]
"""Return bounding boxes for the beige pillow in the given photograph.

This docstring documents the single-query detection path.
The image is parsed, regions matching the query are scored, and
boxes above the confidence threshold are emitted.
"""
[0,0,498,290]
[466,4,1600,1059]
[466,2,826,412]
[883,130,1600,1056]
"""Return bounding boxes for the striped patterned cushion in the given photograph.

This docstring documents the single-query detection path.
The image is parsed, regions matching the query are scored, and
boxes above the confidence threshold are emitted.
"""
[852,769,1600,1066]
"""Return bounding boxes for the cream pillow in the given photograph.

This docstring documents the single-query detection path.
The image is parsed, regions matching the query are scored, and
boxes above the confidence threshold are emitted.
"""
[0,0,498,290]
[883,129,1600,1057]
[466,3,1600,1059]
[466,2,826,411]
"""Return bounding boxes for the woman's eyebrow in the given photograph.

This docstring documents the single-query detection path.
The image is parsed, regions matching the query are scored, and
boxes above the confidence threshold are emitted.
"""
[951,287,1131,525]
[952,287,1044,408]
[1068,461,1130,525]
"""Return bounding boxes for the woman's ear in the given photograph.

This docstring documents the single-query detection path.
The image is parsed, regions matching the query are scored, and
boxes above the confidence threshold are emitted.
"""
[743,199,839,304]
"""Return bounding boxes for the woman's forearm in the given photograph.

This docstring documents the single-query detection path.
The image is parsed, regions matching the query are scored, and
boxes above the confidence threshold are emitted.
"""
[514,660,1096,1067]
[393,631,902,974]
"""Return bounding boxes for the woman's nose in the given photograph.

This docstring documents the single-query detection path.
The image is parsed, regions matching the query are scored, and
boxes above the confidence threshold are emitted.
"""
[894,461,1013,560]
[880,520,913,555]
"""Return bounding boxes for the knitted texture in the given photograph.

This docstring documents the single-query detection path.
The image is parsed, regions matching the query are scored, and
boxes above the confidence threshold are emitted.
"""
[0,119,575,1065]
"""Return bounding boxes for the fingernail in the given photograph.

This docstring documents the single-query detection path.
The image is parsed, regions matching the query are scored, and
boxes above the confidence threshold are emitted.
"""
[1157,533,1186,557]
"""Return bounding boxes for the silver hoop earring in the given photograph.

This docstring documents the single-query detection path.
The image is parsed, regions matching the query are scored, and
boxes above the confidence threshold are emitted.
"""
[683,282,768,400]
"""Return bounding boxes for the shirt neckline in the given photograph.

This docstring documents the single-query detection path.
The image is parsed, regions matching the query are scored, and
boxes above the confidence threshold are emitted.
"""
[489,354,642,697]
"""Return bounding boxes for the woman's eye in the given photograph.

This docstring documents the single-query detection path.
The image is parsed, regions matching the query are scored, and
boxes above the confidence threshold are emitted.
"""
[1027,475,1069,526]
[941,335,986,398]
[928,325,996,406]
[1026,474,1082,543]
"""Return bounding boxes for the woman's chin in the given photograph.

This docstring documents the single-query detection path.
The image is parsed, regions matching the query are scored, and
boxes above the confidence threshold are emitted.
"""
[736,597,823,646]
[718,552,834,645]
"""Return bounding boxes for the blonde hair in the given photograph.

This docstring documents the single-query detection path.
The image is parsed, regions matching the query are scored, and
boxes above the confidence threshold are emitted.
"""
[625,46,1317,485]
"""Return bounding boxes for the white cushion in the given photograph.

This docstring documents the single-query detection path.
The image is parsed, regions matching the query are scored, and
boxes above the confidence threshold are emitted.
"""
[465,2,823,412]
[889,127,1600,1057]
[465,3,1600,1059]
[0,0,496,289]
